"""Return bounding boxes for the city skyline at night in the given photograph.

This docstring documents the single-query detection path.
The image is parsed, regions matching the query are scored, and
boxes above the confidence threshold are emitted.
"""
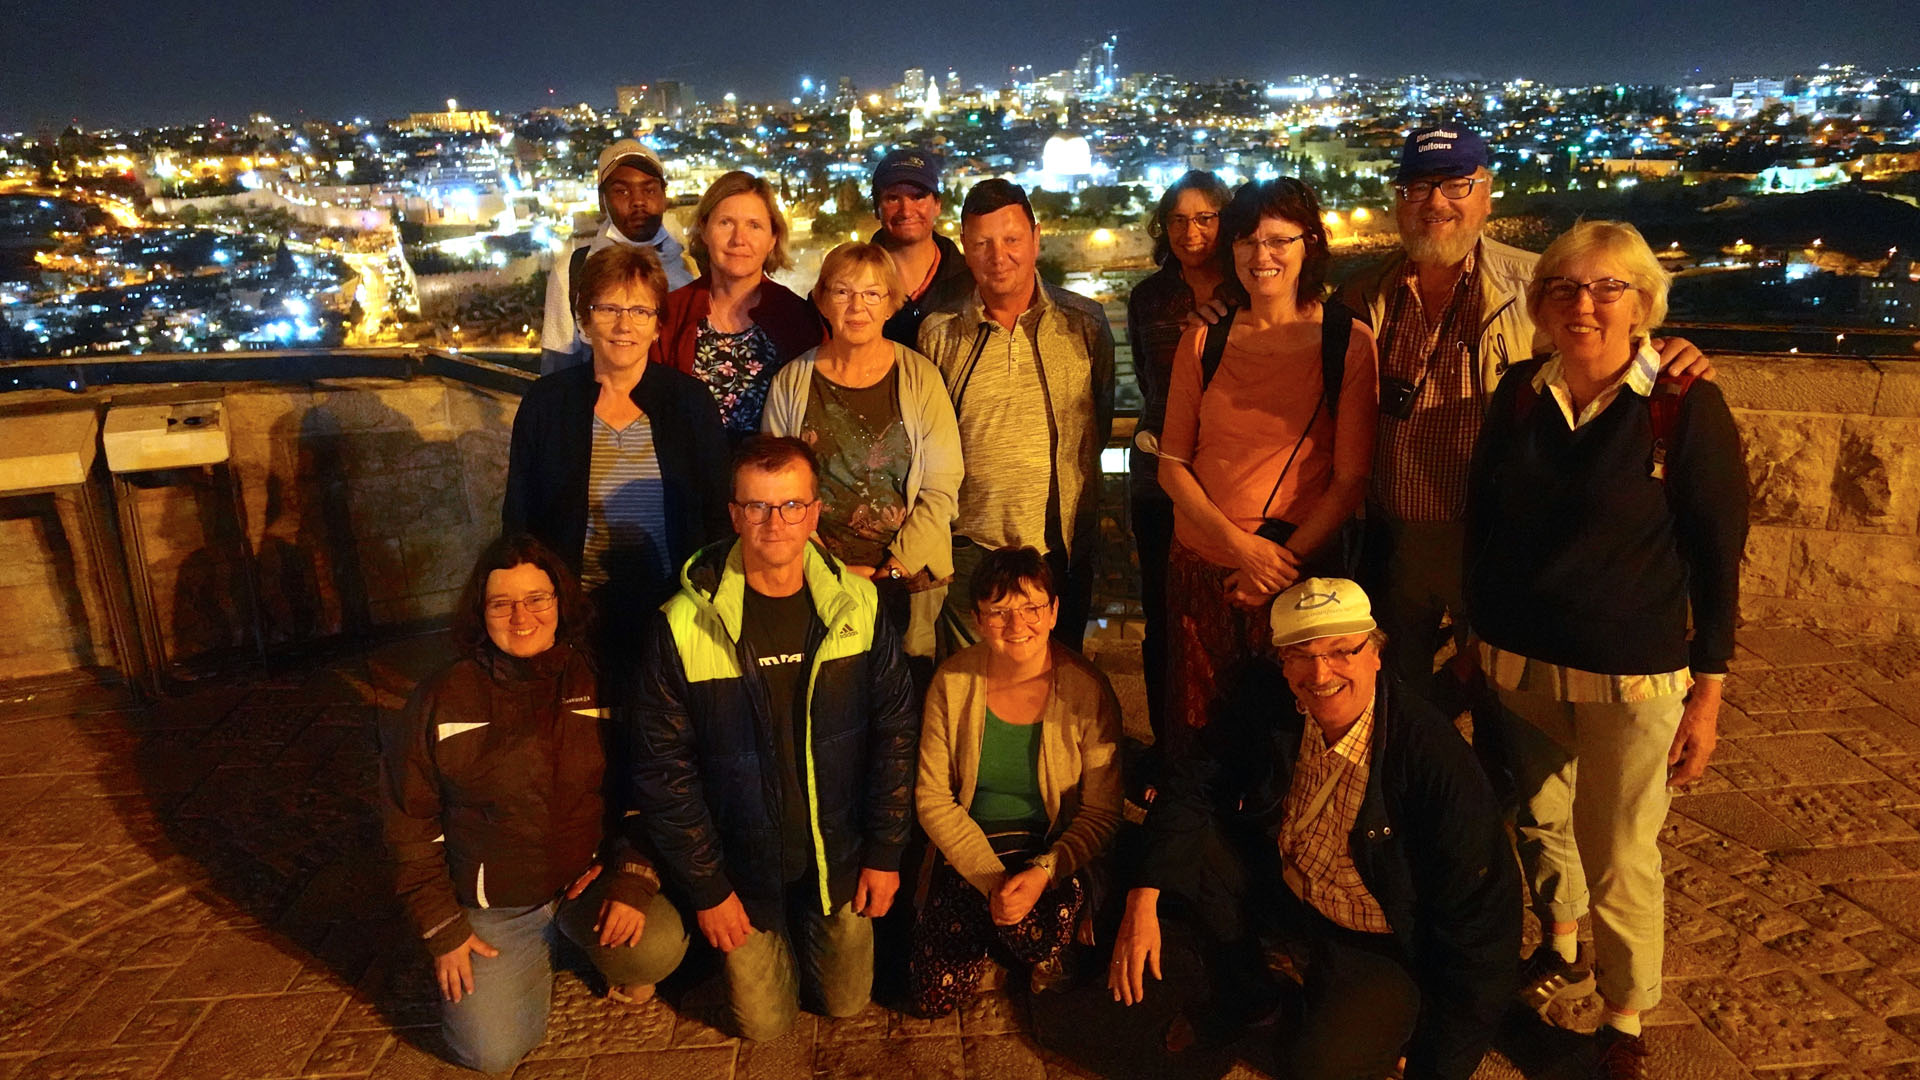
[5,0,1919,129]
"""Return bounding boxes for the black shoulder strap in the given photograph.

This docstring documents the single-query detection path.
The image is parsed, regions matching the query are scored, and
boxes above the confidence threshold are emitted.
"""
[1319,299,1354,418]
[1199,307,1236,392]
[567,244,590,317]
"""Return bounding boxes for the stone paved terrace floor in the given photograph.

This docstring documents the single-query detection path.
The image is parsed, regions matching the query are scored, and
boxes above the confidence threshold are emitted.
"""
[2,625,1920,1080]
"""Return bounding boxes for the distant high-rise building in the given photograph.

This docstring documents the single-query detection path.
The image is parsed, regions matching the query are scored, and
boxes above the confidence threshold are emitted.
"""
[835,76,856,108]
[944,70,961,99]
[1733,78,1787,100]
[903,68,928,102]
[616,81,686,118]
[1101,34,1117,95]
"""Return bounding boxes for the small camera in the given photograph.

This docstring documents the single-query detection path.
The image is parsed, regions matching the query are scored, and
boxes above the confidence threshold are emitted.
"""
[1380,375,1419,421]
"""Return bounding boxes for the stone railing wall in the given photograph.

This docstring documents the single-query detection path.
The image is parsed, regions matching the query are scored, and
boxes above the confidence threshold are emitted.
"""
[1722,355,1920,635]
[2,353,1916,684]
[0,374,521,682]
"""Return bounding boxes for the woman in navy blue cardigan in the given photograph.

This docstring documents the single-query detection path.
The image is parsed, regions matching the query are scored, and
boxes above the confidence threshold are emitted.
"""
[504,244,730,700]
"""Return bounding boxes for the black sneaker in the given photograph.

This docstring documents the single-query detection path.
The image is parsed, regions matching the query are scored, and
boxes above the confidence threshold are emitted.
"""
[1593,1026,1649,1080]
[1518,942,1595,1013]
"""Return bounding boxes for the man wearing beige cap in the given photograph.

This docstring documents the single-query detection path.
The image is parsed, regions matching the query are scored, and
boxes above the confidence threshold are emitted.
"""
[1110,578,1517,1080]
[541,139,694,373]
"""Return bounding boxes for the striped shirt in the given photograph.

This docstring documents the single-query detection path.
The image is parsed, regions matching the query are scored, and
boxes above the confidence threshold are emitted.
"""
[1280,703,1391,934]
[1372,247,1485,522]
[950,299,1065,553]
[580,414,669,593]
[1473,342,1693,704]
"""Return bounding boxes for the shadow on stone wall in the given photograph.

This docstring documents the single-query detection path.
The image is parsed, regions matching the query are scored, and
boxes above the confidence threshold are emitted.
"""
[0,490,107,675]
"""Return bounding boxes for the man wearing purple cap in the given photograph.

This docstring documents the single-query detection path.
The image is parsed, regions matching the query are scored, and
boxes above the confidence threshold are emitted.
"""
[541,139,694,374]
[1337,126,1708,711]
[867,147,973,347]
[1110,577,1517,1079]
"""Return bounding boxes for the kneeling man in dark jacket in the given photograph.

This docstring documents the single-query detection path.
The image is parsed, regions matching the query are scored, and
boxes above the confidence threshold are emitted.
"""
[1110,577,1518,1080]
[633,435,919,1040]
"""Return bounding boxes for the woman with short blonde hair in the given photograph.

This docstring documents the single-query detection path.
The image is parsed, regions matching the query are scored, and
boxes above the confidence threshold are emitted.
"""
[1467,218,1746,1075]
[760,241,962,664]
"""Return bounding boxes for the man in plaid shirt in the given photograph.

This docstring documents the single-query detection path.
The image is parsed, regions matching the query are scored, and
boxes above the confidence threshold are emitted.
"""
[1338,126,1710,701]
[1110,578,1518,1080]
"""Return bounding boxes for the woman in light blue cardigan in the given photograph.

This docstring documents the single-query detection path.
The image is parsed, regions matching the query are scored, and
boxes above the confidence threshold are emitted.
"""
[762,241,963,664]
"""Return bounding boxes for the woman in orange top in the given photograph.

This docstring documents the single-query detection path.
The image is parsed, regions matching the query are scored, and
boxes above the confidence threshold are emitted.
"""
[1156,178,1378,735]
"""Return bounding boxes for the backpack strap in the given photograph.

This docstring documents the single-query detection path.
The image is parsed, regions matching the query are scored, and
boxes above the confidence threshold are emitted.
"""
[1647,370,1697,483]
[1199,307,1236,392]
[1509,356,1548,427]
[1319,300,1354,418]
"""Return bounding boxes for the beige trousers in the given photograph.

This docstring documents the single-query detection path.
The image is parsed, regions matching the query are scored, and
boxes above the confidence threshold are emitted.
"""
[1497,685,1686,1012]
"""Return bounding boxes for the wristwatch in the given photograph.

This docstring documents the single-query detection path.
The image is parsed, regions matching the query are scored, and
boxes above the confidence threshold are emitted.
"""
[1030,852,1058,883]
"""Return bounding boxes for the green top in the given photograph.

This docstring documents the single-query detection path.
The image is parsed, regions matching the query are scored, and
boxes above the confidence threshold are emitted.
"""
[969,707,1048,829]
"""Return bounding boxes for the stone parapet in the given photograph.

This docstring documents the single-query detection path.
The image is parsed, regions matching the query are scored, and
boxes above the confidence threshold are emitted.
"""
[1,352,1915,683]
[1724,355,1920,635]
[0,375,521,681]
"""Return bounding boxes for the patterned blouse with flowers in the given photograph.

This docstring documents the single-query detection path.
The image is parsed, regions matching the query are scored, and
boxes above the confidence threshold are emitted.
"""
[693,319,782,437]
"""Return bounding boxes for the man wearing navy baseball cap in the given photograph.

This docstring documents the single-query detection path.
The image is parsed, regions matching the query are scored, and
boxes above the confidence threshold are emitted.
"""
[1110,577,1518,1079]
[867,146,972,346]
[1336,127,1711,728]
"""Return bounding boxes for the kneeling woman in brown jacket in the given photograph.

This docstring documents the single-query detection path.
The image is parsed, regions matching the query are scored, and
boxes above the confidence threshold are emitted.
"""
[378,535,687,1073]
[909,546,1123,1016]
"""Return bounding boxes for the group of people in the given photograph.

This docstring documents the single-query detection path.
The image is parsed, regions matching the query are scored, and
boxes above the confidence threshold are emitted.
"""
[378,123,1749,1079]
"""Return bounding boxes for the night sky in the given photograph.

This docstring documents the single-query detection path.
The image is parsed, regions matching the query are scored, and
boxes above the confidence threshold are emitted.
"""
[4,0,1916,131]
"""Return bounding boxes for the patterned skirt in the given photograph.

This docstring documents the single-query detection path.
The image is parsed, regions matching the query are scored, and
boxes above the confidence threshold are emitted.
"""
[1166,536,1278,732]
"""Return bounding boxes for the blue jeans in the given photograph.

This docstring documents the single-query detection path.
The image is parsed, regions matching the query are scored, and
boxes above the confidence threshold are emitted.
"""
[723,894,873,1041]
[441,882,687,1073]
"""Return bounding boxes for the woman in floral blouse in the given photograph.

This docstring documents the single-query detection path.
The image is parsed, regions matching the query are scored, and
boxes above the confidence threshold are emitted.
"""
[652,170,823,438]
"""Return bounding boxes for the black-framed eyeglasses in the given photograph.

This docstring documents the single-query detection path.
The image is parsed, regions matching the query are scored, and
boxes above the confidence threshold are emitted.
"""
[587,303,659,324]
[1231,234,1307,257]
[732,499,816,524]
[977,602,1050,629]
[1395,176,1489,202]
[1168,212,1220,231]
[485,592,557,617]
[1278,641,1369,667]
[1539,277,1634,305]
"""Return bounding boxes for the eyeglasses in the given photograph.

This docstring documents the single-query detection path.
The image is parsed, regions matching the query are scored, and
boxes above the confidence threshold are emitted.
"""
[977,602,1050,628]
[1168,212,1219,231]
[587,303,659,324]
[825,285,889,308]
[1279,641,1369,667]
[1231,234,1307,257]
[1395,176,1489,202]
[733,499,816,524]
[485,592,556,618]
[1539,277,1634,305]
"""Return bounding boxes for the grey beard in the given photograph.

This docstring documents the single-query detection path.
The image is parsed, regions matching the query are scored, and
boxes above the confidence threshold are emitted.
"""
[1402,227,1480,269]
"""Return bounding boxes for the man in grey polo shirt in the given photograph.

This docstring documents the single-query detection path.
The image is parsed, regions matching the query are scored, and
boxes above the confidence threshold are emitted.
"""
[916,179,1114,651]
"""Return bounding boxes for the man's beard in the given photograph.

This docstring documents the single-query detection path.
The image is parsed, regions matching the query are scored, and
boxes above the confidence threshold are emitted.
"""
[1401,222,1479,268]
